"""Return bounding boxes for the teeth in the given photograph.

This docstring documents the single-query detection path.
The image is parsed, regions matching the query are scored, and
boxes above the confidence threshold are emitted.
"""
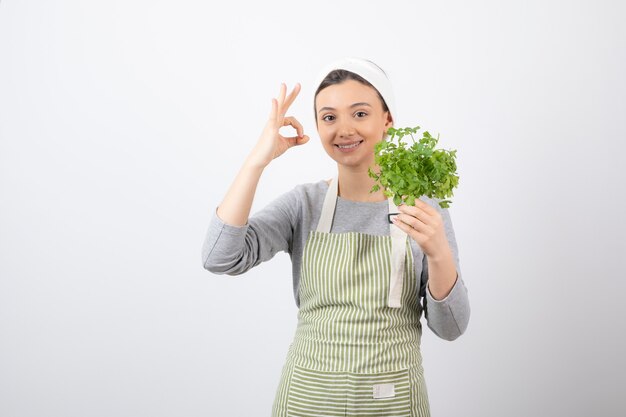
[338,141,362,149]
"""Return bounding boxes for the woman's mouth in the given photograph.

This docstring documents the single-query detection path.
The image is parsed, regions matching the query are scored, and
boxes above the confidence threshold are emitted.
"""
[335,140,364,152]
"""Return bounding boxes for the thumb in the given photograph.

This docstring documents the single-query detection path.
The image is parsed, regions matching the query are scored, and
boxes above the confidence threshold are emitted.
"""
[295,135,310,146]
[286,135,309,146]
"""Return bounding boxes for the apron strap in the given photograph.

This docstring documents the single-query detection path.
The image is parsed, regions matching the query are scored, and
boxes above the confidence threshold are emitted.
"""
[388,198,407,308]
[316,175,407,308]
[316,175,339,233]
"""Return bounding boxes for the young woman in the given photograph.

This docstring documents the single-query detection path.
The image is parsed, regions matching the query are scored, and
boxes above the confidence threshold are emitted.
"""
[202,57,470,417]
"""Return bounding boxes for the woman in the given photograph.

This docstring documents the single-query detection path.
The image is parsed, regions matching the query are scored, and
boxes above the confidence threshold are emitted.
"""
[202,57,470,417]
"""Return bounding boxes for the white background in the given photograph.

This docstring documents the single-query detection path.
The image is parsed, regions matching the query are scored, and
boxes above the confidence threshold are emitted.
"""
[1,1,625,416]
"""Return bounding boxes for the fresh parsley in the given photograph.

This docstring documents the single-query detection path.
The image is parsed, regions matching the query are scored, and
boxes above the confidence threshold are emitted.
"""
[368,126,459,209]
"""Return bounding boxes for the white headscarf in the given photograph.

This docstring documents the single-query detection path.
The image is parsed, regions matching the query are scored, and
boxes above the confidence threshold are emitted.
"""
[313,57,397,126]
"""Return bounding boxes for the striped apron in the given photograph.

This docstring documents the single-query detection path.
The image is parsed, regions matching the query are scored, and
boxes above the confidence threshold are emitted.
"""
[272,176,430,417]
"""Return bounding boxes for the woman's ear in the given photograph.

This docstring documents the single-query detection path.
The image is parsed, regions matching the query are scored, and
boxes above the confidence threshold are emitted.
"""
[383,111,393,138]
[385,111,393,128]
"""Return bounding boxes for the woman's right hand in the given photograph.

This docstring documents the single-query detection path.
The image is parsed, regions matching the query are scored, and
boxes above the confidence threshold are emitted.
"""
[247,83,309,168]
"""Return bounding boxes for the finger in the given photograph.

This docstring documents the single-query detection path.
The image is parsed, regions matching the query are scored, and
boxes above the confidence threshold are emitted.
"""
[391,215,419,237]
[281,83,301,113]
[277,83,287,112]
[269,98,278,122]
[283,134,309,147]
[414,197,438,216]
[395,212,427,233]
[292,134,309,146]
[398,202,431,222]
[283,116,304,137]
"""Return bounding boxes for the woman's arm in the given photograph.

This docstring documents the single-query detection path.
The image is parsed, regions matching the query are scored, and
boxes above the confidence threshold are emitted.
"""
[215,82,307,227]
[202,183,298,275]
[418,198,471,341]
[215,156,266,227]
[202,83,308,275]
[393,194,471,340]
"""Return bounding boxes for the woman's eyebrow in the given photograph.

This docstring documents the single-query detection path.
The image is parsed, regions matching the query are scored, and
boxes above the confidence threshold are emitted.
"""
[318,102,372,114]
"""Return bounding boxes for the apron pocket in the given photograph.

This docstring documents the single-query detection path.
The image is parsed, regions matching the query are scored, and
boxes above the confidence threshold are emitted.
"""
[287,364,347,417]
[287,364,412,417]
[345,367,412,417]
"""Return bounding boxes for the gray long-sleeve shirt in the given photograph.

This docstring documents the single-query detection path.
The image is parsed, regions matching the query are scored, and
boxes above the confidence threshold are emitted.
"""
[202,179,470,341]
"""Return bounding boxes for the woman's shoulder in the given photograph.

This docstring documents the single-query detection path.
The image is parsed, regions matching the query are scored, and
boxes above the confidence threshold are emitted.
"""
[268,179,329,206]
[265,179,328,223]
[288,177,330,188]
[290,178,330,199]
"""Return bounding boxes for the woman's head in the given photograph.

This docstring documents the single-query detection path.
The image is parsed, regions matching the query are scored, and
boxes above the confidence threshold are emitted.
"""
[313,58,395,170]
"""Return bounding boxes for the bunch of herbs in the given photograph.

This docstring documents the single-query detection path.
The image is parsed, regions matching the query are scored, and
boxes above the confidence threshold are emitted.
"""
[368,126,459,208]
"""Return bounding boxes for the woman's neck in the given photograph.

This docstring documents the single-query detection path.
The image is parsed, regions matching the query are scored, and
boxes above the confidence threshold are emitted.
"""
[336,164,387,203]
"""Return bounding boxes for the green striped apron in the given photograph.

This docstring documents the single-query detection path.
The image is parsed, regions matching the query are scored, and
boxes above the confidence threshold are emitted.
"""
[272,175,430,417]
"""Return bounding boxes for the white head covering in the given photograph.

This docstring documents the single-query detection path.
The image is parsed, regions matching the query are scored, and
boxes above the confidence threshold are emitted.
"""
[313,57,397,126]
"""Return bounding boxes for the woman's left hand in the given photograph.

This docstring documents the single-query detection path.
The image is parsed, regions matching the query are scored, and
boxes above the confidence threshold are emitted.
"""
[391,198,451,260]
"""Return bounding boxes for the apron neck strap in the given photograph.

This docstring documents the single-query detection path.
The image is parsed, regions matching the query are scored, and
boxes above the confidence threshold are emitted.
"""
[316,174,339,233]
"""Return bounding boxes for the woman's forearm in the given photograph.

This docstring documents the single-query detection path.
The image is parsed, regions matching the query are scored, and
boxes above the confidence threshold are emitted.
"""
[426,247,458,300]
[215,155,266,227]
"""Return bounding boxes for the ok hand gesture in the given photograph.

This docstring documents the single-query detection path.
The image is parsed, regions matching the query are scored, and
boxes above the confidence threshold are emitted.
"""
[248,83,309,168]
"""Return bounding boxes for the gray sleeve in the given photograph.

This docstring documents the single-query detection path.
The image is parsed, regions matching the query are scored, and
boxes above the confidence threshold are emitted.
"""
[201,188,298,275]
[420,199,471,341]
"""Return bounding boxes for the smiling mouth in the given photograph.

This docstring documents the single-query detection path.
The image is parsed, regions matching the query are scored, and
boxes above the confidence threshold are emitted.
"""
[335,140,364,149]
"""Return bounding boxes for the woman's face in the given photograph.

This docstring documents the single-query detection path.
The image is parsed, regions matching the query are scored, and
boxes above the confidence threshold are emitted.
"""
[315,79,393,170]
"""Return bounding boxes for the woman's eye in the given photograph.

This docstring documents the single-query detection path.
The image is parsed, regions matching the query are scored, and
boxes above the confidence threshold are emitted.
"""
[322,115,335,122]
[355,111,367,117]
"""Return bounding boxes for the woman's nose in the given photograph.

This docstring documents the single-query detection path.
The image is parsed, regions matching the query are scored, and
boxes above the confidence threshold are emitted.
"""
[338,121,356,137]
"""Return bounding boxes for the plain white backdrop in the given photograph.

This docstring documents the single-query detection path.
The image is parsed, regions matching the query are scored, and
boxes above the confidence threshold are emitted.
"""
[1,1,625,416]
